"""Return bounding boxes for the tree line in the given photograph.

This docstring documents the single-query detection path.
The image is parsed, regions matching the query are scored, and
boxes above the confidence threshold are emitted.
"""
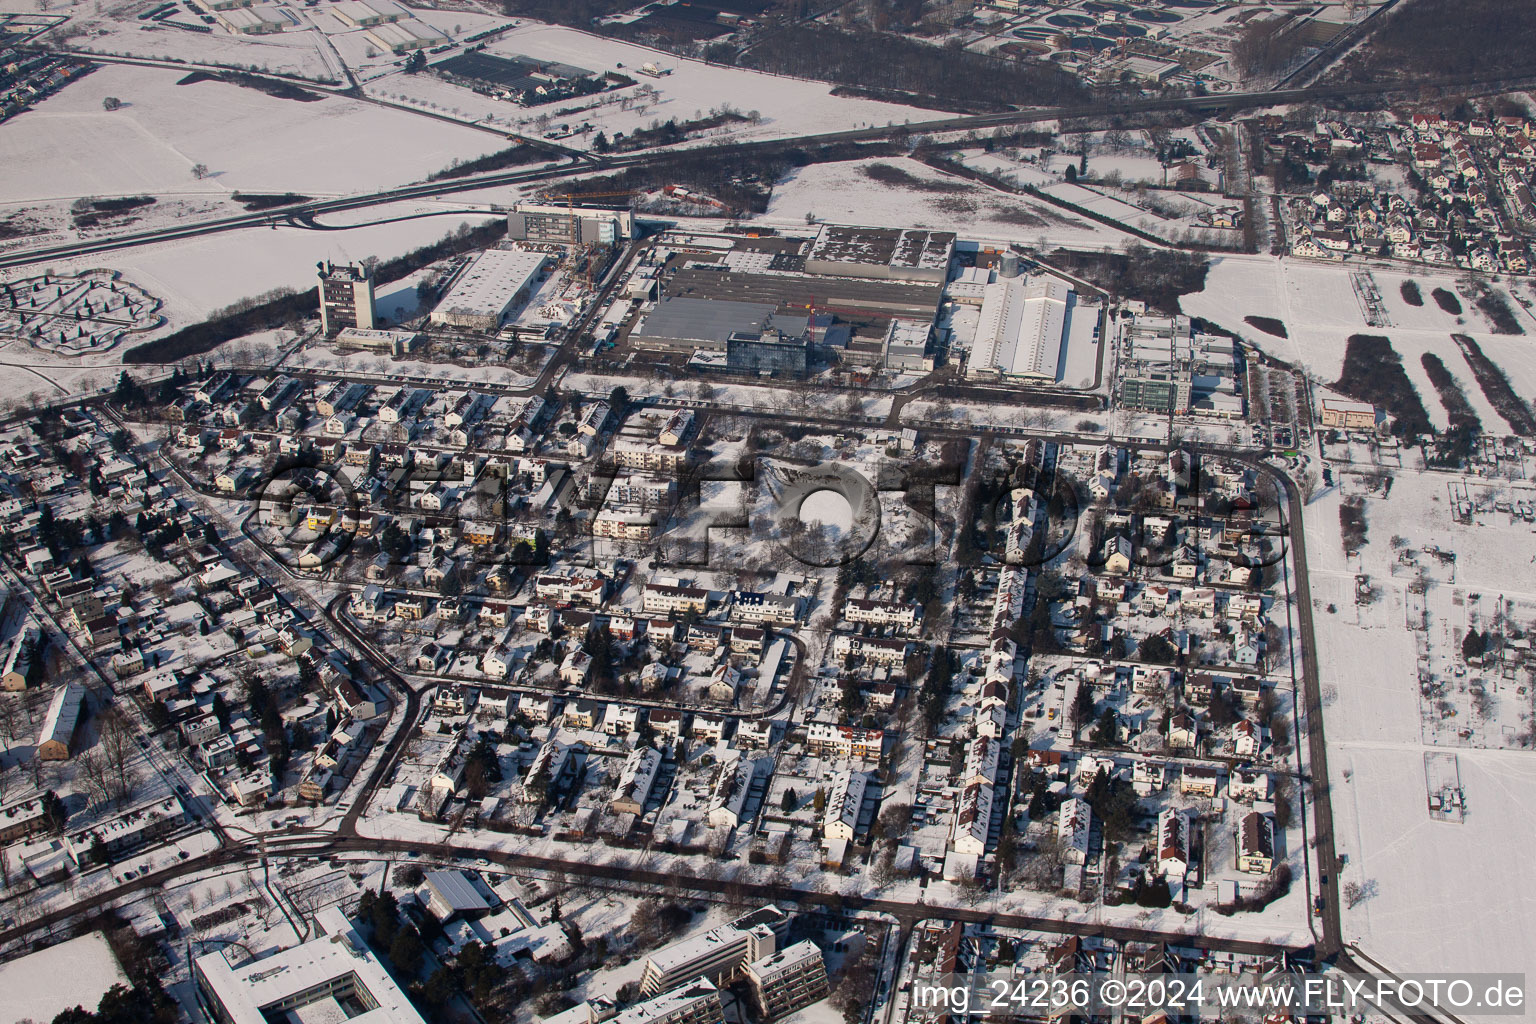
[737,26,1085,113]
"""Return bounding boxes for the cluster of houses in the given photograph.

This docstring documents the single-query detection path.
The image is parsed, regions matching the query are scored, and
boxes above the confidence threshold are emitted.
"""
[0,402,385,825]
[900,920,1302,1024]
[171,370,700,577]
[1048,445,1281,667]
[0,51,89,124]
[1278,110,1536,272]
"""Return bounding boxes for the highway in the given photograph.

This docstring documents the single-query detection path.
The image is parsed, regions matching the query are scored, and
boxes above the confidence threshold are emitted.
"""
[5,65,1536,271]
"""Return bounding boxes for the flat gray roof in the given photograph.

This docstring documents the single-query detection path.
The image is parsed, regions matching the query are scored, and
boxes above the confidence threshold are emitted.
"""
[632,297,777,346]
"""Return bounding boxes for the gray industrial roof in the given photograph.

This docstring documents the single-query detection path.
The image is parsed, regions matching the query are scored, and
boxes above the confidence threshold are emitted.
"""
[632,297,777,346]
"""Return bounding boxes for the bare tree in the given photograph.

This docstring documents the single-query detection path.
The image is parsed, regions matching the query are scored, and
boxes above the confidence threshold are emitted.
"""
[1016,834,1067,891]
[0,697,20,748]
[75,747,112,807]
[97,706,140,806]
[1343,878,1378,908]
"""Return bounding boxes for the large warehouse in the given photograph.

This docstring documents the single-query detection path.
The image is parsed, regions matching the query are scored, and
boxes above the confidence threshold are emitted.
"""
[966,276,1080,382]
[363,17,446,52]
[430,249,549,331]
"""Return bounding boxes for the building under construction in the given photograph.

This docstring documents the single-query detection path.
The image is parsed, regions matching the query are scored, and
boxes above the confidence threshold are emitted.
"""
[507,202,636,246]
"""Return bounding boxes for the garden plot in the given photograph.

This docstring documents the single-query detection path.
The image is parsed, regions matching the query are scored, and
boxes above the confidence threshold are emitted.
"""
[1182,256,1536,434]
[1306,457,1536,988]
[1415,583,1536,750]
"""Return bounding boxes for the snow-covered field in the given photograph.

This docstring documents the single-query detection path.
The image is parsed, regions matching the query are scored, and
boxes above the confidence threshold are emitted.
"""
[1182,256,1536,434]
[762,158,1132,249]
[1304,468,1536,1004]
[30,202,501,329]
[474,23,932,147]
[66,20,336,79]
[360,21,940,146]
[0,63,510,200]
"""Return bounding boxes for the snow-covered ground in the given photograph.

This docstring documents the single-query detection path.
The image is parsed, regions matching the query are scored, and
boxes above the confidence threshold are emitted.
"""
[1181,255,1536,434]
[475,23,932,147]
[65,19,336,79]
[761,158,1133,249]
[351,801,1313,947]
[356,21,939,145]
[0,63,512,200]
[0,930,130,1022]
[1304,467,1536,1005]
[288,342,547,390]
[1180,251,1536,1007]
[563,372,894,420]
[30,203,502,328]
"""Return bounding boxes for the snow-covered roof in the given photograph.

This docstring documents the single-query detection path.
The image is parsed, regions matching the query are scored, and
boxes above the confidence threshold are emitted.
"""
[0,932,128,1023]
[193,908,426,1024]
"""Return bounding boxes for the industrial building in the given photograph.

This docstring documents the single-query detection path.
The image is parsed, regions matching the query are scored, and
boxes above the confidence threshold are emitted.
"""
[725,327,809,377]
[803,225,955,283]
[630,297,777,352]
[317,261,376,336]
[507,203,635,246]
[207,3,290,33]
[1118,313,1243,417]
[430,248,549,331]
[328,0,407,27]
[363,17,446,52]
[193,907,427,1024]
[881,319,932,371]
[966,275,1081,382]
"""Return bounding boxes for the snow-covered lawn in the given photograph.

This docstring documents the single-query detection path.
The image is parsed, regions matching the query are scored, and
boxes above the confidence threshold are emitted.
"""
[0,931,130,1023]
